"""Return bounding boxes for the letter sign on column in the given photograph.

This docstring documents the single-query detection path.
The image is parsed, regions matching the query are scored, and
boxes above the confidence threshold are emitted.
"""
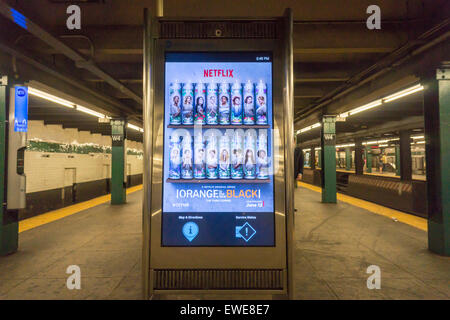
[14,86,28,132]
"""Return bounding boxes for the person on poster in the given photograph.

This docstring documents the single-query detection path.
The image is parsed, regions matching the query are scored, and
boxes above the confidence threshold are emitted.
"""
[196,96,205,122]
[219,149,230,171]
[221,95,229,107]
[232,96,242,117]
[220,95,230,122]
[194,147,205,173]
[256,95,267,121]
[232,148,243,169]
[245,149,255,171]
[257,149,269,175]
[171,95,181,118]
[169,145,181,178]
[207,149,218,170]
[171,146,180,163]
[207,95,218,118]
[244,96,254,119]
[182,148,193,172]
[183,95,193,118]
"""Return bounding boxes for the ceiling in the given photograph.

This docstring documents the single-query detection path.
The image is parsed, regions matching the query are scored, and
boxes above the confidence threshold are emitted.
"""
[298,90,424,146]
[28,95,143,141]
[0,0,449,139]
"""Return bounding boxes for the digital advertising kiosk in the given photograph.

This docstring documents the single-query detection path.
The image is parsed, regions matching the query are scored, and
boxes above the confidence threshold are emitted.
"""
[143,9,295,299]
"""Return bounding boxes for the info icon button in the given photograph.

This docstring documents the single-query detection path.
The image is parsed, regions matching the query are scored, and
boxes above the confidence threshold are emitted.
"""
[182,222,199,242]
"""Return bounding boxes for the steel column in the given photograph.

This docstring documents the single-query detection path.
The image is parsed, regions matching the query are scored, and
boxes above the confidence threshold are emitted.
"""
[345,147,351,171]
[423,68,450,256]
[142,7,157,300]
[283,8,295,300]
[321,115,337,203]
[354,138,364,175]
[365,147,372,173]
[111,119,126,205]
[318,149,322,168]
[395,144,401,176]
[399,130,412,180]
[0,76,18,256]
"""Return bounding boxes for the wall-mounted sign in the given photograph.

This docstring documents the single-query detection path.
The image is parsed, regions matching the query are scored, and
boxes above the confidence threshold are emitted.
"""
[14,86,28,132]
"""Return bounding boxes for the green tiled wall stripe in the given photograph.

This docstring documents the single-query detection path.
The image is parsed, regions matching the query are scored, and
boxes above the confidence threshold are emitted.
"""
[27,140,143,156]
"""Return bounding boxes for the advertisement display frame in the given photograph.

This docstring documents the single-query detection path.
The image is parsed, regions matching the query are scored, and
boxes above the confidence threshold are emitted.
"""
[143,12,294,299]
[161,51,276,247]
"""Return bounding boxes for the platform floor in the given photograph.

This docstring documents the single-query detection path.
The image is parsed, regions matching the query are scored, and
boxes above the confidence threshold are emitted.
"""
[0,186,448,300]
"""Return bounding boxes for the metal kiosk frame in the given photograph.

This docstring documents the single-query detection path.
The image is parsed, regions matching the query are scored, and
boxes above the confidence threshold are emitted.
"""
[142,9,295,299]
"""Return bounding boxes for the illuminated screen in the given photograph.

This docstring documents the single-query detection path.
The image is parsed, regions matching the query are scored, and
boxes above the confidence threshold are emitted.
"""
[162,52,274,246]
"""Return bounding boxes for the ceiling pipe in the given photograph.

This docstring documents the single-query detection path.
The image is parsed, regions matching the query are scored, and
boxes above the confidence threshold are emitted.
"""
[156,0,164,17]
[295,18,450,121]
[0,1,142,106]
[299,116,424,147]
[293,18,432,25]
[59,35,95,60]
[0,43,141,120]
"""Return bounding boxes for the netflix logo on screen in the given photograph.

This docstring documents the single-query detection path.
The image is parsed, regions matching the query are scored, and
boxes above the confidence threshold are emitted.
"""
[203,69,234,77]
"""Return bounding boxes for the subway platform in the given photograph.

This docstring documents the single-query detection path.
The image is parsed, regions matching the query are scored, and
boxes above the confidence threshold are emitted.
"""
[0,185,448,300]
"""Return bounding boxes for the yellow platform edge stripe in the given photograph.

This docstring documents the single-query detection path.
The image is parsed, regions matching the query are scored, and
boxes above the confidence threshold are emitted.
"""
[19,184,143,233]
[297,181,427,231]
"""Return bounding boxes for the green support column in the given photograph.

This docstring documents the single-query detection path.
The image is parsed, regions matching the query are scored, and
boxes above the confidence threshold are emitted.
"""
[423,68,450,256]
[365,147,372,173]
[345,147,351,171]
[354,138,364,175]
[320,116,337,203]
[399,130,412,180]
[111,119,126,205]
[395,145,401,176]
[0,76,18,256]
[318,149,322,168]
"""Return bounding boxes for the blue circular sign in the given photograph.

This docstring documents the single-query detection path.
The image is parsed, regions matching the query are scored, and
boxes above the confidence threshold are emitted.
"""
[17,88,26,97]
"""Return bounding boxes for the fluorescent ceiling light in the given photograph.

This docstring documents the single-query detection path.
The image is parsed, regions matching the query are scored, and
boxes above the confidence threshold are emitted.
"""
[127,123,144,132]
[335,143,355,148]
[28,87,75,109]
[76,105,106,118]
[29,86,113,121]
[299,127,311,133]
[299,122,321,133]
[378,144,388,147]
[298,84,423,134]
[362,137,399,145]
[416,141,425,144]
[412,135,424,140]
[383,84,424,103]
[349,99,382,116]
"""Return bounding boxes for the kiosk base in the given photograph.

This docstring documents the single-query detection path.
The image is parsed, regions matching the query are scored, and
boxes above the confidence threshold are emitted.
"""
[152,269,284,291]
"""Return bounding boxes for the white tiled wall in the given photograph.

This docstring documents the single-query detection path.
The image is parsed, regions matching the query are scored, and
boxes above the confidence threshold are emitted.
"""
[25,120,143,193]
